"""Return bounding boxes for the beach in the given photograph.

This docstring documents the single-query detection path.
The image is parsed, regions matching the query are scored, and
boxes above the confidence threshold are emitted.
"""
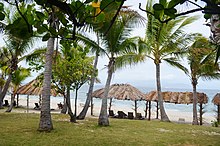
[1,94,216,125]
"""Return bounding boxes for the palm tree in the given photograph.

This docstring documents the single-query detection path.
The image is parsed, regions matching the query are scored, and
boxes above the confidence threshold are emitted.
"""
[76,33,102,119]
[138,0,198,122]
[97,9,145,126]
[6,67,30,112]
[178,35,220,125]
[0,6,34,108]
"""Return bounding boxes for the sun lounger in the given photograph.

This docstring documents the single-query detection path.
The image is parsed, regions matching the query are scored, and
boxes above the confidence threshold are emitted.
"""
[109,110,115,117]
[117,111,127,119]
[3,100,9,106]
[128,112,134,119]
[136,113,144,120]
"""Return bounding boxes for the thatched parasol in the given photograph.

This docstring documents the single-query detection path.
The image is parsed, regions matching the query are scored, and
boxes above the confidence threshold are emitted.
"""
[92,83,145,118]
[16,79,59,96]
[145,91,208,104]
[92,84,145,100]
[212,93,220,123]
[16,78,61,113]
[212,93,220,105]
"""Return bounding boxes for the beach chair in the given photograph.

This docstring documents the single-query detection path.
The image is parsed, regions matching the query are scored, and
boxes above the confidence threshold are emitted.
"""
[178,118,185,123]
[34,103,40,110]
[3,100,9,106]
[108,110,115,117]
[128,112,134,119]
[136,113,144,120]
[57,103,63,109]
[117,111,127,119]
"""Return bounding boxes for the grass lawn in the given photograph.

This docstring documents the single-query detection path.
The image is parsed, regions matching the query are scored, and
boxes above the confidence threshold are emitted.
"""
[0,112,220,146]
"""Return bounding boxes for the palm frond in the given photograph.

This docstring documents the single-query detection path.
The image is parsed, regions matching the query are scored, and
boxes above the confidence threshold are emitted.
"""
[75,33,106,56]
[115,53,146,71]
[163,57,189,76]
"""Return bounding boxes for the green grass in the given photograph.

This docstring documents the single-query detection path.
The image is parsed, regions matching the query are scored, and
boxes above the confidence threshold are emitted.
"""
[0,113,220,146]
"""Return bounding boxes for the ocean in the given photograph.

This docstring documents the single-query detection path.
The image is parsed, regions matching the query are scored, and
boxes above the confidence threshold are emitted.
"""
[17,84,219,121]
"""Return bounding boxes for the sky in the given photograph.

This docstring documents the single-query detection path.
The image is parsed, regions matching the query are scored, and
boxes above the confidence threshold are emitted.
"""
[0,1,219,90]
[97,0,219,90]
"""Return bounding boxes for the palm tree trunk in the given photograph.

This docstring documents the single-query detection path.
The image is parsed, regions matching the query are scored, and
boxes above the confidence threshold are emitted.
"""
[74,88,78,118]
[5,94,15,112]
[192,79,199,125]
[77,52,99,119]
[61,96,67,114]
[38,37,54,131]
[0,74,12,108]
[98,59,114,126]
[155,63,170,122]
[66,86,76,122]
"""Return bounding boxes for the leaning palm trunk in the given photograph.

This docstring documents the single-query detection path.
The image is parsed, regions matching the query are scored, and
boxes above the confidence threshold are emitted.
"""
[66,86,76,122]
[0,74,12,108]
[61,95,67,114]
[77,52,99,119]
[192,79,199,125]
[98,59,114,126]
[156,63,170,122]
[38,37,54,131]
[5,93,15,112]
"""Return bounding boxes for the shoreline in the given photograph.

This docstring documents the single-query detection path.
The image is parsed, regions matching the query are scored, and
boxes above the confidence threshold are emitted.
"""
[1,95,216,125]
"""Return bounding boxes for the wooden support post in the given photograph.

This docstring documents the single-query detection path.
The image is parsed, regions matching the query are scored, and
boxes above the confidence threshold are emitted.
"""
[27,95,29,113]
[218,105,220,123]
[145,101,148,118]
[135,100,137,119]
[156,101,159,119]
[148,101,151,121]
[199,103,203,125]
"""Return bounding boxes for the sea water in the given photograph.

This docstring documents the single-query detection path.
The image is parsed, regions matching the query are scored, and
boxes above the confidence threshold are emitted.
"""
[18,84,219,121]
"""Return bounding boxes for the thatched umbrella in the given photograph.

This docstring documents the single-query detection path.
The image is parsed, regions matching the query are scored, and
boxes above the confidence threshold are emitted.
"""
[16,79,59,96]
[145,91,208,124]
[92,83,145,118]
[16,78,60,112]
[146,91,207,104]
[212,93,220,123]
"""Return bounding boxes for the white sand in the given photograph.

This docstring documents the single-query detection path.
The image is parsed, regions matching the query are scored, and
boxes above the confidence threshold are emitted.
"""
[1,95,216,125]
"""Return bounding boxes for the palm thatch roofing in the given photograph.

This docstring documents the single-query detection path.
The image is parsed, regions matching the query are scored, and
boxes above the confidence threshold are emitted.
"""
[212,93,220,105]
[92,83,145,101]
[145,91,208,104]
[16,79,60,97]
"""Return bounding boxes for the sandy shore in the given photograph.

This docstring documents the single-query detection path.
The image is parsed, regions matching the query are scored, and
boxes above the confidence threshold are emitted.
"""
[1,95,216,125]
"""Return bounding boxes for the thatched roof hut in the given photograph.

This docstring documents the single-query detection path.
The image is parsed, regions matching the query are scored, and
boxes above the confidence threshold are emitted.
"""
[16,79,60,97]
[92,83,145,101]
[145,91,208,104]
[212,93,220,105]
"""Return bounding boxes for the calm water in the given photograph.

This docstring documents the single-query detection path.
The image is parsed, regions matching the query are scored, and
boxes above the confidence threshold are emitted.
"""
[21,84,219,118]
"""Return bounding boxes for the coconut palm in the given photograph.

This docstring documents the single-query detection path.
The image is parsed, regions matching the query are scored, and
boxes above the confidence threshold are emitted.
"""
[6,67,30,112]
[96,8,145,126]
[38,9,57,131]
[178,35,220,125]
[0,6,34,108]
[116,0,199,122]
[76,33,103,119]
